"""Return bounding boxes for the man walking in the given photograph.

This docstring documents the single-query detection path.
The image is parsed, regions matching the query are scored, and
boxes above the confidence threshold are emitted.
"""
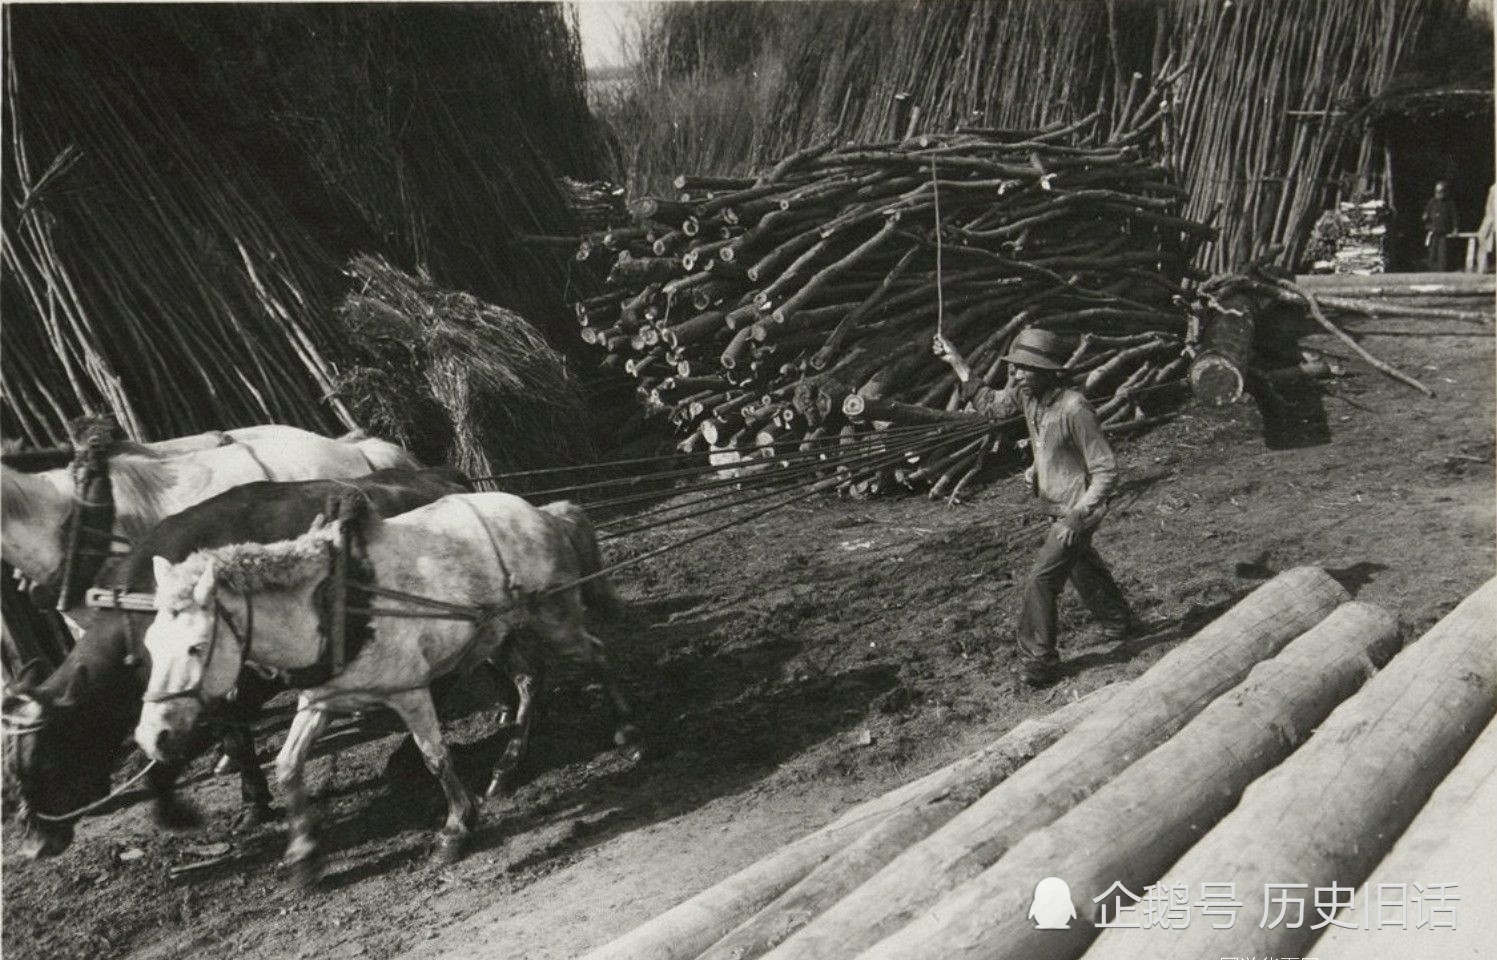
[933,328,1132,687]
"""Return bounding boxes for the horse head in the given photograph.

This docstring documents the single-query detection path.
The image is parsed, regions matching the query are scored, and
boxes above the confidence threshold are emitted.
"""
[135,557,242,760]
[3,666,109,858]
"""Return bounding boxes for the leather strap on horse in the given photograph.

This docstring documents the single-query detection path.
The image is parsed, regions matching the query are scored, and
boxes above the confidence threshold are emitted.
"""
[55,416,120,612]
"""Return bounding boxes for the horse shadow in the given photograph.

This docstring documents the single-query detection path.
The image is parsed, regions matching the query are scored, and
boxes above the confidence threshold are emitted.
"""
[229,592,898,880]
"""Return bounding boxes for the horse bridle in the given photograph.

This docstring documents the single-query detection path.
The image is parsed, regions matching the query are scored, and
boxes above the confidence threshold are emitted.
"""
[139,596,254,707]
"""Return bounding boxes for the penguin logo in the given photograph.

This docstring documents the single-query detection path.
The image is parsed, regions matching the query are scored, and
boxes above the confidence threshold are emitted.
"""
[1028,877,1078,929]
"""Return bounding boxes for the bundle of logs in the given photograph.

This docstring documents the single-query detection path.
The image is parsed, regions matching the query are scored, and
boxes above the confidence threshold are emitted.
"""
[559,175,629,234]
[568,109,1217,497]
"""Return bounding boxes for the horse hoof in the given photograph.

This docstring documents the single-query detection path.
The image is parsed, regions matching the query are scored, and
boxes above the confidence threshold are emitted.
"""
[614,724,644,762]
[233,804,277,830]
[213,752,242,776]
[432,833,468,866]
[484,772,509,801]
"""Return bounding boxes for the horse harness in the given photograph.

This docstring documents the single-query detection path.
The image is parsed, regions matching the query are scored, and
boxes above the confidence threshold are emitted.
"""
[87,495,512,701]
[48,420,128,613]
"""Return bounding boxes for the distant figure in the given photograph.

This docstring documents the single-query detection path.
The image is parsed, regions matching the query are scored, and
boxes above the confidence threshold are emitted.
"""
[1423,181,1458,271]
[1478,183,1496,273]
[1028,877,1078,929]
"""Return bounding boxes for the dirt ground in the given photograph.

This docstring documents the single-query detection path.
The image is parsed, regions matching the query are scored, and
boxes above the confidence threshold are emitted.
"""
[3,309,1493,960]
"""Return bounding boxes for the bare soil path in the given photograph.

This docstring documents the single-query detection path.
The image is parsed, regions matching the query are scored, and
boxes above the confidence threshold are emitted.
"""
[3,312,1492,960]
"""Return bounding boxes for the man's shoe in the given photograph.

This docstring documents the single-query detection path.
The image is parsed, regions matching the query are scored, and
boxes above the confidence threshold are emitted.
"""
[1021,665,1061,689]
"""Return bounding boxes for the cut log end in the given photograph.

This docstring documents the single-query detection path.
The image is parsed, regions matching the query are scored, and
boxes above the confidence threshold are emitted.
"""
[1189,354,1246,406]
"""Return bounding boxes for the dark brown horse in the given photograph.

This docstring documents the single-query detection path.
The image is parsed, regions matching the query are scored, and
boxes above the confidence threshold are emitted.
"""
[2,467,469,858]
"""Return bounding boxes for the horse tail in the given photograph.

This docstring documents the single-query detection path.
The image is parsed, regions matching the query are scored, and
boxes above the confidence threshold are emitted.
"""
[542,501,624,622]
[339,429,422,471]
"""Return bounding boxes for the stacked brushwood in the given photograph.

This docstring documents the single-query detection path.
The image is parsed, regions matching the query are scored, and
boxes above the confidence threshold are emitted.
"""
[1306,199,1390,275]
[571,113,1213,497]
[561,176,630,234]
[331,256,594,489]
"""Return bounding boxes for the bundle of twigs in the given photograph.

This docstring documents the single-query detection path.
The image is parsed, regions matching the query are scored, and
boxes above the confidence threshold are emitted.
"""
[331,256,594,486]
[559,176,630,234]
[570,111,1209,498]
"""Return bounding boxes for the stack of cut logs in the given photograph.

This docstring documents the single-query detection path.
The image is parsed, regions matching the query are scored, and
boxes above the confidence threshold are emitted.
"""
[560,176,629,234]
[571,110,1217,495]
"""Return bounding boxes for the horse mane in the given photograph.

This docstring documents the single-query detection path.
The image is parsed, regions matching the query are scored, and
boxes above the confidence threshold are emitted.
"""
[2,468,31,520]
[161,525,337,605]
[108,440,172,459]
[106,456,186,539]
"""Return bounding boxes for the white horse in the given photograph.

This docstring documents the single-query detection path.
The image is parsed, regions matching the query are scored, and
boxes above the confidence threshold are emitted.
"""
[1,425,417,628]
[134,493,633,883]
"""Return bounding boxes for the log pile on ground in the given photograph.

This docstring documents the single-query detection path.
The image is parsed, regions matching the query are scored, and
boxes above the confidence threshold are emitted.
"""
[1305,198,1392,275]
[1185,254,1495,407]
[559,176,630,234]
[583,567,1351,960]
[1095,577,1496,960]
[603,1,1488,271]
[571,111,1214,497]
[583,574,1497,960]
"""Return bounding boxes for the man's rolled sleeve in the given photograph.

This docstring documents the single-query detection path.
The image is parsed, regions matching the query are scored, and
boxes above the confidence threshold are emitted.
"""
[965,381,1020,421]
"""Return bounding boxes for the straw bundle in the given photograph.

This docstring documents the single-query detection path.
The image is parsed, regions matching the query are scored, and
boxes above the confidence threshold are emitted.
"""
[333,257,594,485]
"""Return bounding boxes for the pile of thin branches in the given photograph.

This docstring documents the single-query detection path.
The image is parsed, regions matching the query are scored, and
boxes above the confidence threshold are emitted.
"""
[332,256,594,486]
[600,0,1485,270]
[1,16,352,444]
[1,5,606,446]
[571,110,1211,498]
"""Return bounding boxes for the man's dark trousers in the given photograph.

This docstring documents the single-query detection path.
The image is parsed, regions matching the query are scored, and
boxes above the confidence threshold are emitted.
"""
[1018,523,1131,679]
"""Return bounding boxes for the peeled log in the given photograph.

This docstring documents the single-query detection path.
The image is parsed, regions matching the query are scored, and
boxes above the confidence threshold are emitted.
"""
[842,394,984,427]
[861,601,1401,960]
[761,567,1349,960]
[697,686,1128,960]
[1084,577,1497,960]
[578,687,1123,960]
[1188,291,1255,405]
[1309,715,1497,960]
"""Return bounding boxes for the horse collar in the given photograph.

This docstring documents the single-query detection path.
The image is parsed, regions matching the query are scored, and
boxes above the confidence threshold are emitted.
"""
[52,434,120,612]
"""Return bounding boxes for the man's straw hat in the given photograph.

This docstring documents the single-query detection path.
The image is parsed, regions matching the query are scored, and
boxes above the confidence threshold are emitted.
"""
[1000,328,1070,371]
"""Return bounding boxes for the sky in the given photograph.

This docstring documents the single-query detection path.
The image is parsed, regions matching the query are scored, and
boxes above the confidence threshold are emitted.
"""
[574,0,639,71]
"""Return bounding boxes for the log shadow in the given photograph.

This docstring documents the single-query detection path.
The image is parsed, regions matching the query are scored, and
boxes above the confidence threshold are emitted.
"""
[1251,374,1332,450]
[1240,303,1333,451]
[1060,594,1241,675]
[1324,561,1388,597]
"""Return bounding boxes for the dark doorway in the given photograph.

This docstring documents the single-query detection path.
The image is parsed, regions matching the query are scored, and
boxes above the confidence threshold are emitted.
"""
[1378,96,1495,272]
